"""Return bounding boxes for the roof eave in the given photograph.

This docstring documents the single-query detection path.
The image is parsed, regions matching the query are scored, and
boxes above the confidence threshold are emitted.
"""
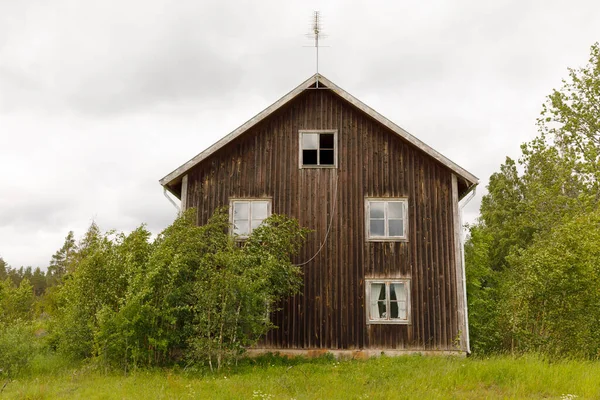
[159,74,320,187]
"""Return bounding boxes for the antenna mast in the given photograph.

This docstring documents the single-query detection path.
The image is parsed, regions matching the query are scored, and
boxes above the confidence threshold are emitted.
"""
[307,11,324,88]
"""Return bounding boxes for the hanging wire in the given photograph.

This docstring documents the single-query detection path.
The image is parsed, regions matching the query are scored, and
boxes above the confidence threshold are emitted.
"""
[294,173,339,266]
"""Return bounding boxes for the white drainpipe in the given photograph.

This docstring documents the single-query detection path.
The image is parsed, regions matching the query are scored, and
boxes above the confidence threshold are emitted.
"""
[163,187,181,213]
[459,186,476,354]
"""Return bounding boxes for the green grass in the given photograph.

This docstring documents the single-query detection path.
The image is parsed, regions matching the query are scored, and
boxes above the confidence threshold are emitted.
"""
[2,354,599,399]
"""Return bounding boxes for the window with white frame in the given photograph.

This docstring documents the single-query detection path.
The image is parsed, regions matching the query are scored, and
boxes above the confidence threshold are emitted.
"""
[366,280,410,324]
[300,131,337,167]
[365,199,408,240]
[230,199,271,237]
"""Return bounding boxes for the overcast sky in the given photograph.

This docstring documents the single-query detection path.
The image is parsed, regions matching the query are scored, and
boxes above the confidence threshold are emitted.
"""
[1,0,599,269]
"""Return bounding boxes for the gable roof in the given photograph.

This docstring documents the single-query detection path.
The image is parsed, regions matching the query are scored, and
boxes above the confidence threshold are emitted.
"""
[160,73,479,195]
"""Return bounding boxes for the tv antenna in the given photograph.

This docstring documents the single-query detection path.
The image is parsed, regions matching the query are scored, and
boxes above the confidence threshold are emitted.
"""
[306,11,327,88]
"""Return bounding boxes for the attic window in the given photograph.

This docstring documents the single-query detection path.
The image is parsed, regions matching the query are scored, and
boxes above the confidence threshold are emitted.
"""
[230,199,271,238]
[366,279,411,324]
[300,130,337,168]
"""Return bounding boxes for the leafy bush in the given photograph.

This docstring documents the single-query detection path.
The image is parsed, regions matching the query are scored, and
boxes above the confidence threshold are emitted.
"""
[506,210,600,358]
[0,321,40,378]
[50,209,308,371]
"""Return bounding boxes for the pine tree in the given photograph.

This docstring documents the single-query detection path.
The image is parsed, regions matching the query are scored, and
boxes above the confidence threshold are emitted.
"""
[48,231,76,284]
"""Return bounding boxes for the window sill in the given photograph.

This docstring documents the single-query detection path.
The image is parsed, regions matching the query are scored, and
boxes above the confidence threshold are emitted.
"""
[300,165,338,169]
[366,237,409,242]
[367,320,411,325]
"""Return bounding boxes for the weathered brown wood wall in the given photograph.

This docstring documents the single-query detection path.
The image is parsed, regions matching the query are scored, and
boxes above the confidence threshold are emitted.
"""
[185,85,461,351]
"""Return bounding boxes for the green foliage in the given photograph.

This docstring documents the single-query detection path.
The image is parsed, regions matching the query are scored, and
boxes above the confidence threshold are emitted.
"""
[466,43,600,357]
[507,209,600,357]
[0,321,40,378]
[0,278,35,326]
[47,231,76,285]
[46,209,308,371]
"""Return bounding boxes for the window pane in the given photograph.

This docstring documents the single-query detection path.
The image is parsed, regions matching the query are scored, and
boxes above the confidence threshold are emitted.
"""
[388,201,404,219]
[388,219,404,237]
[320,149,334,165]
[370,283,385,320]
[233,202,248,220]
[233,220,249,235]
[392,283,406,300]
[390,301,407,319]
[319,133,334,149]
[370,220,385,237]
[398,302,407,320]
[252,201,268,220]
[371,283,385,299]
[303,149,318,165]
[302,133,318,149]
[251,219,262,231]
[390,301,399,318]
[378,301,387,319]
[369,202,385,219]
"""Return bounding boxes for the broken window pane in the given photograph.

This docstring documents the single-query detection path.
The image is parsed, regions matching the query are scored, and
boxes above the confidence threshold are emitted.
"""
[320,149,334,165]
[319,133,334,149]
[388,202,404,219]
[302,133,318,149]
[303,149,318,165]
[369,202,385,219]
[388,219,404,237]
[370,220,385,237]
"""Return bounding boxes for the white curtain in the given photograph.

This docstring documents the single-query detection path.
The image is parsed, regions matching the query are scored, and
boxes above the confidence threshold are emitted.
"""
[370,283,385,319]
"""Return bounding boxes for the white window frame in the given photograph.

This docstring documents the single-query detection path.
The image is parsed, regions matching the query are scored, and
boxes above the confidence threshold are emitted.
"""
[298,130,338,169]
[365,198,409,241]
[365,279,411,325]
[229,198,272,239]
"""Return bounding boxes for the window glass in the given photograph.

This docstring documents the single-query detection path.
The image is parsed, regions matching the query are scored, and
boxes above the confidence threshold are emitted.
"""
[302,133,318,149]
[368,281,409,323]
[252,202,268,220]
[233,202,249,220]
[369,202,385,219]
[370,220,385,237]
[367,199,408,240]
[388,220,404,237]
[233,220,249,236]
[388,202,404,219]
[231,200,270,237]
[370,283,386,320]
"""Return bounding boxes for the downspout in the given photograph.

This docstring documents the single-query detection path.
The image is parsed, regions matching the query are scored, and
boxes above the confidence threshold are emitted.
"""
[459,186,476,354]
[163,187,181,213]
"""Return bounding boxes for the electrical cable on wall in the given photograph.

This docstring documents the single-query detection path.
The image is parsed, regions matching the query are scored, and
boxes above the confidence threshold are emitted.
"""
[294,173,339,267]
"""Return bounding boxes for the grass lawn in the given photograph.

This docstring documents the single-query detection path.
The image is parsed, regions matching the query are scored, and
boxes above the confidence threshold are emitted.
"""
[2,354,599,399]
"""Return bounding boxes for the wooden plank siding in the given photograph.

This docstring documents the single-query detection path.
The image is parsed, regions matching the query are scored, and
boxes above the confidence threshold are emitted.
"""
[185,86,462,351]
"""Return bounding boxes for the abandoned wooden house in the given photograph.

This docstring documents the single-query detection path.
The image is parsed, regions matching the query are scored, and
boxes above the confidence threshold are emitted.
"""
[160,74,478,357]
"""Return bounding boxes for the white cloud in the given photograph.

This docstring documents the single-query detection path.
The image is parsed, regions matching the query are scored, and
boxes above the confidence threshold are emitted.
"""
[1,0,600,267]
